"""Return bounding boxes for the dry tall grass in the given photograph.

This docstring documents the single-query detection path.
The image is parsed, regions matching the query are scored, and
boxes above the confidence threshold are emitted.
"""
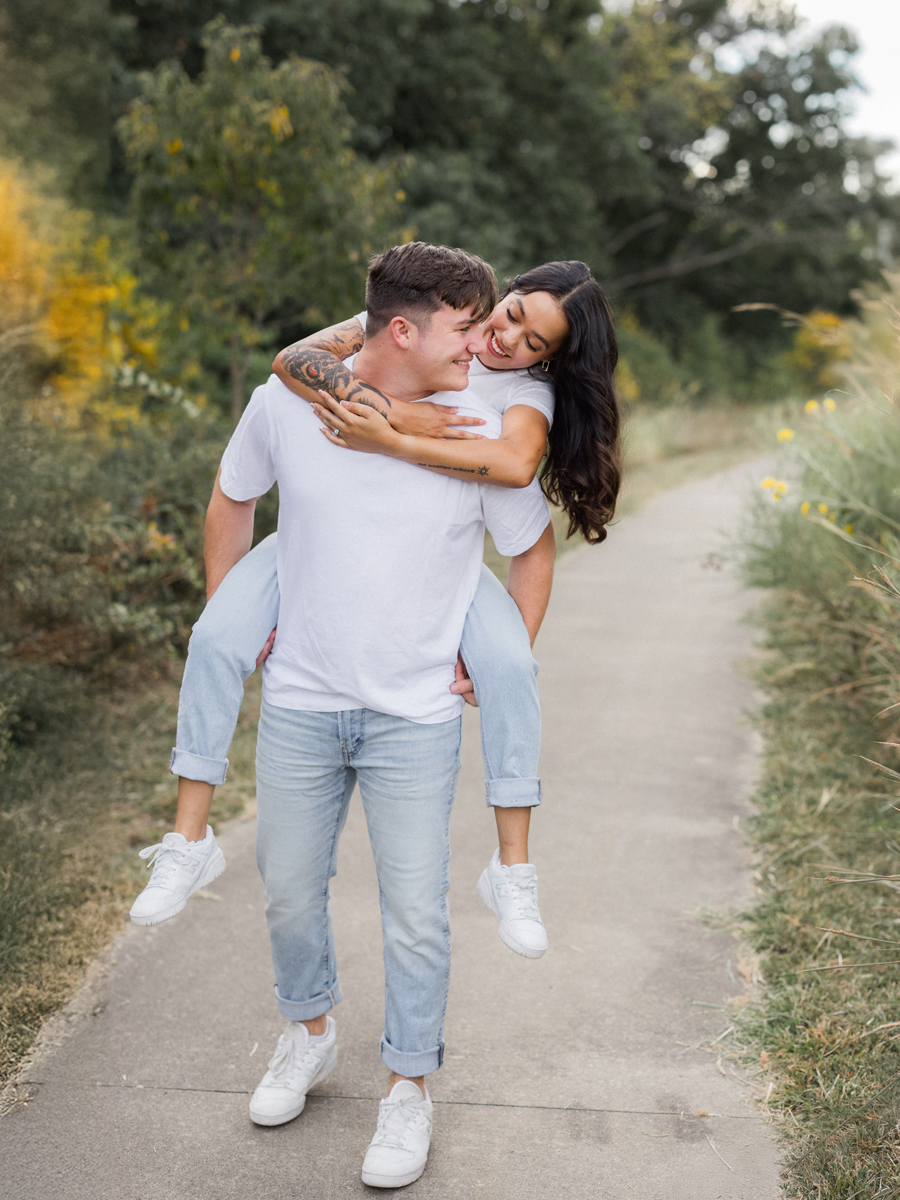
[737,273,900,1197]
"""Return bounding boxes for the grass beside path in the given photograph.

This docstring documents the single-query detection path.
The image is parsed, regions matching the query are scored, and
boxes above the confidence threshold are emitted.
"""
[0,669,263,1086]
[725,585,900,1196]
[0,399,769,1090]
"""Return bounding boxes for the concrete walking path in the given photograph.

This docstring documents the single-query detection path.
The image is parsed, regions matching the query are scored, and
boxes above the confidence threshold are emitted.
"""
[1,460,782,1198]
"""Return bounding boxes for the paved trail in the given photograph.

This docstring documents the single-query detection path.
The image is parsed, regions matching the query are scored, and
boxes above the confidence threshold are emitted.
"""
[1,460,782,1199]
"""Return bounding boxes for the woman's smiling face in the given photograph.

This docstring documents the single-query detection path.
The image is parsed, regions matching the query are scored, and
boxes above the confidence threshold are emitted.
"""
[479,289,569,371]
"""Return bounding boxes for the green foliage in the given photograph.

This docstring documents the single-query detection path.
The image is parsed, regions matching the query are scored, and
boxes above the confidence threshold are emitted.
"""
[0,343,251,752]
[737,280,900,1192]
[5,1,897,400]
[118,18,401,421]
[105,0,900,403]
[0,0,112,205]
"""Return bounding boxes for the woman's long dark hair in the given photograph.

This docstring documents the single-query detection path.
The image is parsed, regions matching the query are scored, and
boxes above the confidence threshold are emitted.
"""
[504,261,621,544]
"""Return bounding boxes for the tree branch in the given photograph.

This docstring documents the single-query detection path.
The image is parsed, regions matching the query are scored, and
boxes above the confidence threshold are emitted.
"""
[607,236,767,292]
[605,211,668,257]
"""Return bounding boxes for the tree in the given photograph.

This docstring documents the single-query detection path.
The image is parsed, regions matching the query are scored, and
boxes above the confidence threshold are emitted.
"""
[0,0,111,206]
[108,2,898,391]
[118,18,401,423]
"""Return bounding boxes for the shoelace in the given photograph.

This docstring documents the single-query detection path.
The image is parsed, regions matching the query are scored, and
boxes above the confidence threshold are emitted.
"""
[137,840,199,889]
[494,873,540,920]
[264,1032,326,1086]
[373,1094,427,1149]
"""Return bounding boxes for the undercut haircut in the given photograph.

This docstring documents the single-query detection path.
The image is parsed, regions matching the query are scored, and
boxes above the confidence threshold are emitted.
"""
[365,242,498,336]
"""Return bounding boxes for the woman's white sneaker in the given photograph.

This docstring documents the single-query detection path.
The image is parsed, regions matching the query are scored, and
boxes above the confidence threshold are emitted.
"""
[129,825,225,926]
[476,848,548,958]
[249,1016,337,1126]
[361,1080,433,1188]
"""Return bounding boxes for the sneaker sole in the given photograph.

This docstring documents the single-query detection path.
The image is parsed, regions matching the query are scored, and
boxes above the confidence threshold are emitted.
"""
[129,847,227,927]
[361,1160,426,1188]
[249,1045,337,1126]
[476,871,547,960]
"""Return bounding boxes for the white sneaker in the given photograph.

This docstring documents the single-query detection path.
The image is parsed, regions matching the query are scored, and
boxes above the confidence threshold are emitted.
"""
[129,825,225,926]
[477,848,548,958]
[249,1016,337,1126]
[361,1080,433,1188]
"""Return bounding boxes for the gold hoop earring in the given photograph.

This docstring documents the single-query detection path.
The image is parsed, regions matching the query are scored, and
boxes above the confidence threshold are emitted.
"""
[541,360,551,372]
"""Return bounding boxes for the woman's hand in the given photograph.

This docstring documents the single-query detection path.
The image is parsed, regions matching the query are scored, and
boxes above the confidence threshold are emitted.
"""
[391,401,486,440]
[313,391,403,455]
[450,653,478,707]
[256,627,277,667]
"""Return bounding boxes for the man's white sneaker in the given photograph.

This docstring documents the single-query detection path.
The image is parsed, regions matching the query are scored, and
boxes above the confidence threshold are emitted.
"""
[477,848,548,958]
[249,1016,337,1126]
[129,825,225,926]
[361,1080,433,1189]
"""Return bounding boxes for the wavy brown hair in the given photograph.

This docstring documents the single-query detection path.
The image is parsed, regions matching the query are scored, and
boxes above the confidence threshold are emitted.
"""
[505,261,622,544]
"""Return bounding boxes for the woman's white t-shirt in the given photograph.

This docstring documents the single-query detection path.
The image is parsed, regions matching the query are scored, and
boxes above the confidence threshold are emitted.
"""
[353,312,555,428]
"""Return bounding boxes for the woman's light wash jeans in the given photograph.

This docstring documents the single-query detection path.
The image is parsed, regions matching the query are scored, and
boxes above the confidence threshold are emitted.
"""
[170,533,541,806]
[256,699,461,1076]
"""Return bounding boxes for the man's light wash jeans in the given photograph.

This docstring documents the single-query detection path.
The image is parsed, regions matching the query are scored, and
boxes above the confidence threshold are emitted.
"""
[171,533,541,806]
[256,699,461,1076]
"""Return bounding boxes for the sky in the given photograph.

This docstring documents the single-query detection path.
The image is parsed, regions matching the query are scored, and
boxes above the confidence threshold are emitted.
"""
[791,0,900,184]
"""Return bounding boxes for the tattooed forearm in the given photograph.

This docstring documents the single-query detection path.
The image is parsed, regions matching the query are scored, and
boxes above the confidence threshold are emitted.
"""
[417,463,491,476]
[280,346,393,412]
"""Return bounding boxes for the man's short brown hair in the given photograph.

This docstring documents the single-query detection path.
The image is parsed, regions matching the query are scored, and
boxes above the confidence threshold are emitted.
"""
[365,242,498,336]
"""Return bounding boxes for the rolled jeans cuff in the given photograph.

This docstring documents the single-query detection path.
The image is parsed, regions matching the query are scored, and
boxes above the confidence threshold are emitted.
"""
[485,777,541,809]
[380,1035,444,1077]
[274,982,342,1022]
[169,747,228,787]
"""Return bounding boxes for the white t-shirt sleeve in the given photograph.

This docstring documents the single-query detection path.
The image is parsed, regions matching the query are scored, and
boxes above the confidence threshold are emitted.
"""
[504,374,555,427]
[355,310,367,332]
[219,383,277,501]
[482,479,551,558]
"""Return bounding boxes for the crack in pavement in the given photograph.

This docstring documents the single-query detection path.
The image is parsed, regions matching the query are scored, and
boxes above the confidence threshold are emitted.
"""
[15,1080,762,1118]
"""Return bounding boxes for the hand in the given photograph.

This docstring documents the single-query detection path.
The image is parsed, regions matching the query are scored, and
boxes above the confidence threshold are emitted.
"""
[256,627,277,667]
[313,391,402,454]
[392,400,487,440]
[449,653,478,707]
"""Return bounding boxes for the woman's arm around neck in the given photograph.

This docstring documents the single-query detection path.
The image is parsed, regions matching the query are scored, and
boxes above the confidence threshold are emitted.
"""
[312,395,549,490]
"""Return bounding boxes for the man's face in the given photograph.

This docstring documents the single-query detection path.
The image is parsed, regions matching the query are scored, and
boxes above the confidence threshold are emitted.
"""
[410,303,487,392]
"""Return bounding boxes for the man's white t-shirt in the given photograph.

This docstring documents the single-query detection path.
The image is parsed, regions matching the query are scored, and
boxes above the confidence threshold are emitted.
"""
[353,312,555,427]
[219,371,550,724]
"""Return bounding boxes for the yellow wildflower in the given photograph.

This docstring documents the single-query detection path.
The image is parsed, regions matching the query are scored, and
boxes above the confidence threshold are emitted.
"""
[167,138,183,154]
[844,524,853,534]
[230,46,241,62]
[760,476,776,489]
[777,428,794,441]
[805,400,820,414]
[828,511,837,523]
[269,105,293,139]
[801,501,810,515]
[818,503,829,515]
[147,522,175,553]
[395,190,406,201]
[823,398,836,412]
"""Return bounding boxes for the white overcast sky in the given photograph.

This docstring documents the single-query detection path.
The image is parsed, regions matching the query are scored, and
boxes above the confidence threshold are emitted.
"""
[791,0,900,183]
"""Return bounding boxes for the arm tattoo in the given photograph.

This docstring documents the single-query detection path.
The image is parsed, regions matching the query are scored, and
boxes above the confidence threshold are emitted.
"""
[417,463,490,477]
[281,344,393,413]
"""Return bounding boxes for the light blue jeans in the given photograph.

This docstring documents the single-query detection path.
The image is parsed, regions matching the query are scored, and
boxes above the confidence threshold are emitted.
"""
[171,533,541,806]
[256,700,461,1076]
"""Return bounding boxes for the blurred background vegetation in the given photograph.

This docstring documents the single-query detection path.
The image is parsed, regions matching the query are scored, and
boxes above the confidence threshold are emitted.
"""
[1,0,899,1127]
